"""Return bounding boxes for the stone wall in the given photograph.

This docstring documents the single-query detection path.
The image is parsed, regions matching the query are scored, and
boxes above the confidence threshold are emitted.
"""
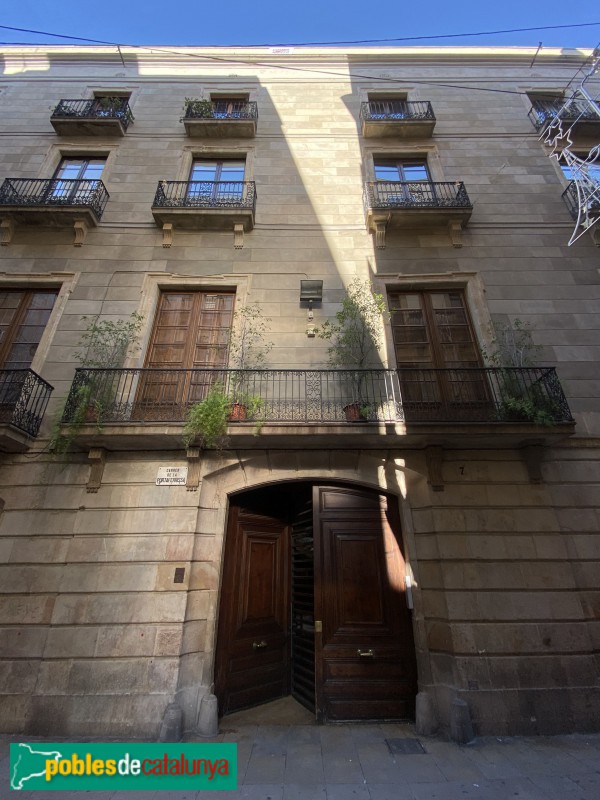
[0,46,598,737]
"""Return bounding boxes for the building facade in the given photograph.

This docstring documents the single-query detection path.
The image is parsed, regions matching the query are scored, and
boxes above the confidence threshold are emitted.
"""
[0,44,598,739]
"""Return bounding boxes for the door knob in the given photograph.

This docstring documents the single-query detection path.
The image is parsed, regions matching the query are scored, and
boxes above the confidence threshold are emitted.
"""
[252,640,267,650]
[357,648,374,657]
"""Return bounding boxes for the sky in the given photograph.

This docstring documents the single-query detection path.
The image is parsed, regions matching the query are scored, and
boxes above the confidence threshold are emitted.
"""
[0,0,599,50]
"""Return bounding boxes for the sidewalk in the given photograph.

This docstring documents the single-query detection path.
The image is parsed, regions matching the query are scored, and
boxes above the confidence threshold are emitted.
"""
[2,720,599,799]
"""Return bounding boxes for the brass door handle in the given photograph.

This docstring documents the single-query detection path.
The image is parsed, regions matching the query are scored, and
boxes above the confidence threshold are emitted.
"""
[253,640,268,650]
[357,648,374,658]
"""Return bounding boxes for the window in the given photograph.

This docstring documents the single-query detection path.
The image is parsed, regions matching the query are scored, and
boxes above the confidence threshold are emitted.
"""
[388,290,487,418]
[136,291,235,418]
[367,94,409,119]
[374,159,429,182]
[0,289,58,369]
[559,153,600,183]
[50,157,106,201]
[209,95,249,119]
[187,159,246,205]
[374,159,431,204]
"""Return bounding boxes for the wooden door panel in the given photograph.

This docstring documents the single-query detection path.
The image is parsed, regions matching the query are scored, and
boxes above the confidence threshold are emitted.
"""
[314,486,417,722]
[215,507,290,716]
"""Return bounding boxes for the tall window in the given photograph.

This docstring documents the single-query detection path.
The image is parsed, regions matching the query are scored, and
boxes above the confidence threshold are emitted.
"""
[188,159,246,204]
[374,160,429,183]
[388,290,487,419]
[559,153,600,183]
[374,159,431,205]
[209,96,249,119]
[137,291,235,418]
[0,289,58,370]
[367,95,409,119]
[50,157,106,201]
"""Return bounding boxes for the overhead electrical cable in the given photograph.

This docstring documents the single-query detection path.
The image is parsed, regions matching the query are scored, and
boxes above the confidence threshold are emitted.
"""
[0,23,598,100]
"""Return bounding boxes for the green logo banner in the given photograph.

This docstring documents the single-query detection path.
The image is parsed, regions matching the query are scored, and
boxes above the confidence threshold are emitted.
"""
[10,742,237,791]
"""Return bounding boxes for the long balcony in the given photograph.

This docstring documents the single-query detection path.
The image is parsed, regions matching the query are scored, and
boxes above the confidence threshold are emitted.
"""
[0,178,109,239]
[528,98,600,138]
[50,98,134,136]
[182,100,258,138]
[0,369,54,452]
[360,101,436,138]
[152,180,256,242]
[59,366,573,450]
[364,180,473,247]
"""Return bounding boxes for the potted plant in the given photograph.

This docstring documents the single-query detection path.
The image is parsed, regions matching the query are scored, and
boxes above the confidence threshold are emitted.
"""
[483,318,558,425]
[182,383,231,449]
[181,98,215,120]
[228,302,273,423]
[51,312,144,452]
[181,302,273,448]
[318,278,390,421]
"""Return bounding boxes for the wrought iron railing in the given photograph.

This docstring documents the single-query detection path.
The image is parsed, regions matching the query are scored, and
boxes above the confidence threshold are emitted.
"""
[360,100,435,122]
[51,98,134,129]
[61,367,572,427]
[397,367,573,424]
[0,369,54,437]
[0,178,110,219]
[562,180,600,221]
[183,100,258,121]
[152,180,257,211]
[364,181,472,211]
[528,98,600,131]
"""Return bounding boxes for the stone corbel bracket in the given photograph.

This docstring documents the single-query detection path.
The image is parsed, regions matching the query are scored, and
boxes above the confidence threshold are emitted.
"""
[161,223,173,248]
[234,223,245,249]
[521,443,544,484]
[370,213,390,249]
[448,221,464,248]
[186,447,202,491]
[87,447,107,493]
[74,220,89,247]
[426,445,444,492]
[0,219,15,246]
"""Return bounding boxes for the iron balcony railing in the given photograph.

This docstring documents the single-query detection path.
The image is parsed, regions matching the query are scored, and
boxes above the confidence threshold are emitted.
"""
[562,180,600,221]
[528,98,600,131]
[152,180,257,211]
[182,100,258,121]
[61,367,572,427]
[360,100,435,122]
[0,178,110,219]
[0,369,54,437]
[51,98,134,129]
[364,180,472,211]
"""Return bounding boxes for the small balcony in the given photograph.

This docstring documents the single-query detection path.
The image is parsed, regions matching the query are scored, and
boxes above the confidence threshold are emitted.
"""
[364,180,473,247]
[182,100,258,138]
[0,369,54,452]
[360,101,436,138]
[59,366,573,451]
[562,180,600,222]
[528,98,600,138]
[152,180,256,244]
[50,98,134,136]
[0,178,109,242]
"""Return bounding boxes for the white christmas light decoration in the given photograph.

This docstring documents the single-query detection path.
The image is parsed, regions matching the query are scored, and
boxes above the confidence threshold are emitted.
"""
[541,52,600,245]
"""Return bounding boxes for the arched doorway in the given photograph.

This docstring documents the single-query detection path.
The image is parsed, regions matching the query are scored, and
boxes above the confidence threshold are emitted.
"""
[214,482,418,722]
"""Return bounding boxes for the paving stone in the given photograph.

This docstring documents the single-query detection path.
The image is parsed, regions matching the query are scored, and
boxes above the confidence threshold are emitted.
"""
[283,784,327,800]
[322,751,364,783]
[367,784,417,800]
[283,744,324,784]
[325,784,370,800]
[244,748,286,784]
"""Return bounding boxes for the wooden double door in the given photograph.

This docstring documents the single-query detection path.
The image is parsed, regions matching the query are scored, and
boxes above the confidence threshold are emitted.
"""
[215,484,417,722]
